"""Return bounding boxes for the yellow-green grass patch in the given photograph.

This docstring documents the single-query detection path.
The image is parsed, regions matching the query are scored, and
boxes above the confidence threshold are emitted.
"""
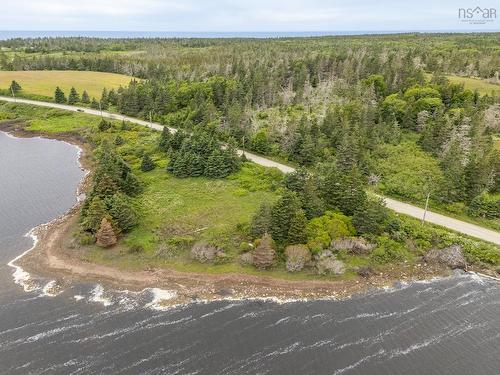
[0,70,137,99]
[425,73,500,95]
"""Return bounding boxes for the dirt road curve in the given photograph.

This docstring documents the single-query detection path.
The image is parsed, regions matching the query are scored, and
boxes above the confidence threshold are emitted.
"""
[1,96,498,245]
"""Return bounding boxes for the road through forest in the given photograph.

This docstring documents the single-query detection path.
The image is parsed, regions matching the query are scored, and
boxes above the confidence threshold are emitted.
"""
[1,95,499,245]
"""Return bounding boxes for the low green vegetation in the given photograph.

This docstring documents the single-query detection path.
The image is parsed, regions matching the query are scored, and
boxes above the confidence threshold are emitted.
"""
[0,70,136,100]
[425,73,500,96]
[1,32,499,279]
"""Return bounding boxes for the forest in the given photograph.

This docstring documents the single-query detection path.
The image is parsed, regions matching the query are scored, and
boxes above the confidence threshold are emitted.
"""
[0,33,498,277]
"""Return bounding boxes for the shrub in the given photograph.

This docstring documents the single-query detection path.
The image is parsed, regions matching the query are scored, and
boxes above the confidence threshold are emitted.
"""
[284,245,311,272]
[371,236,408,264]
[96,218,117,248]
[252,233,276,269]
[190,241,219,263]
[306,211,355,250]
[141,154,156,172]
[128,245,145,254]
[469,192,500,219]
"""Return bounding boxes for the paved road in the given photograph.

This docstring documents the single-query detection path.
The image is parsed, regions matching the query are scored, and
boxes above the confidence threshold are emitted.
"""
[1,95,498,245]
[381,197,500,245]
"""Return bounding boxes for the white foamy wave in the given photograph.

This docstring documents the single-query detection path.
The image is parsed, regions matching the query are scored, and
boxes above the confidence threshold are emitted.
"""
[90,284,113,306]
[7,228,40,292]
[73,295,85,301]
[145,288,178,310]
[40,280,62,297]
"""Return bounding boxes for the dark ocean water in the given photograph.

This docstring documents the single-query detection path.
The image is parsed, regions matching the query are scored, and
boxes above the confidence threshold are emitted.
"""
[0,131,499,374]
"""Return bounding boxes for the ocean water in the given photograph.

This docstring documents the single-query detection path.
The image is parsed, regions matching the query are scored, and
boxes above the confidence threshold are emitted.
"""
[0,130,499,374]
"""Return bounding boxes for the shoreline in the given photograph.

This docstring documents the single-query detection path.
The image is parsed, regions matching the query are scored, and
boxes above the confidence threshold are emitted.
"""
[2,126,497,308]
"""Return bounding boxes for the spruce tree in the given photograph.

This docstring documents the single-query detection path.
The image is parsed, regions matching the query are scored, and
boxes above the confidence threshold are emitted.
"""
[114,135,124,146]
[68,87,80,104]
[54,86,66,103]
[287,209,308,244]
[90,97,99,109]
[337,166,367,216]
[122,172,142,196]
[158,127,171,152]
[81,90,90,104]
[81,196,107,233]
[98,119,112,131]
[96,217,117,248]
[205,149,226,178]
[140,154,156,172]
[252,233,275,269]
[250,201,272,238]
[270,190,302,243]
[106,194,137,232]
[9,80,21,94]
[100,88,109,110]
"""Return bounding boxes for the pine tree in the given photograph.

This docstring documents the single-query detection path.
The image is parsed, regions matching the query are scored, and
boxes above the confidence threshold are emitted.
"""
[252,233,275,269]
[81,196,107,233]
[140,154,156,172]
[205,149,226,178]
[114,135,124,146]
[54,86,66,103]
[270,190,302,243]
[337,166,367,216]
[100,88,109,110]
[250,201,272,238]
[122,172,142,196]
[287,209,308,244]
[67,87,80,104]
[96,217,117,248]
[81,90,90,104]
[170,130,187,151]
[9,80,21,94]
[106,194,137,232]
[90,97,99,109]
[158,127,171,152]
[98,119,112,131]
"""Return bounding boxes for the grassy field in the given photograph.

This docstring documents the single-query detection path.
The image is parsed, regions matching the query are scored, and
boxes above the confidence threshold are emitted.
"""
[494,135,500,151]
[0,70,136,99]
[425,73,500,95]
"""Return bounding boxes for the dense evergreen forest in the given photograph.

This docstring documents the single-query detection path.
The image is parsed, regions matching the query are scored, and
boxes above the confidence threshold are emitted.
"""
[2,33,499,231]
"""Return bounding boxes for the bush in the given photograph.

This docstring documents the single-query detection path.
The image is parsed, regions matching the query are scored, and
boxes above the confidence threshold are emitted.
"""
[128,245,145,254]
[190,241,219,263]
[353,197,392,235]
[284,245,311,272]
[306,211,355,250]
[371,236,409,264]
[469,192,500,219]
[252,233,276,269]
[141,154,156,172]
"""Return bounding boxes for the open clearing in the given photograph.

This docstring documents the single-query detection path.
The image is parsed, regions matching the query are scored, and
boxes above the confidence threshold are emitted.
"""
[425,73,500,95]
[0,70,136,99]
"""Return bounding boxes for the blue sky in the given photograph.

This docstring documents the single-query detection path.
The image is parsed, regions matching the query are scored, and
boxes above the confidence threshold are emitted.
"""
[1,0,499,31]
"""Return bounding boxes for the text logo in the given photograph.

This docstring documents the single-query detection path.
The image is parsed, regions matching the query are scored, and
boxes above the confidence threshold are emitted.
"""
[458,7,497,24]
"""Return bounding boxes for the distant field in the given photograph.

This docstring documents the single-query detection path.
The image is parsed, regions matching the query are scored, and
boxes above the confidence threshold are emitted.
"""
[0,70,136,99]
[494,135,500,151]
[425,73,500,95]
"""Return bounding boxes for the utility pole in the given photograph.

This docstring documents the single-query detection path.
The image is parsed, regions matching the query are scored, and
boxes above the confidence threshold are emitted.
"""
[10,84,15,102]
[149,110,153,128]
[422,192,430,224]
[98,101,103,118]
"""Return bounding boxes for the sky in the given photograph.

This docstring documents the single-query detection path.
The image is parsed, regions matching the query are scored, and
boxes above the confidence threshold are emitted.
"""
[1,0,499,32]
